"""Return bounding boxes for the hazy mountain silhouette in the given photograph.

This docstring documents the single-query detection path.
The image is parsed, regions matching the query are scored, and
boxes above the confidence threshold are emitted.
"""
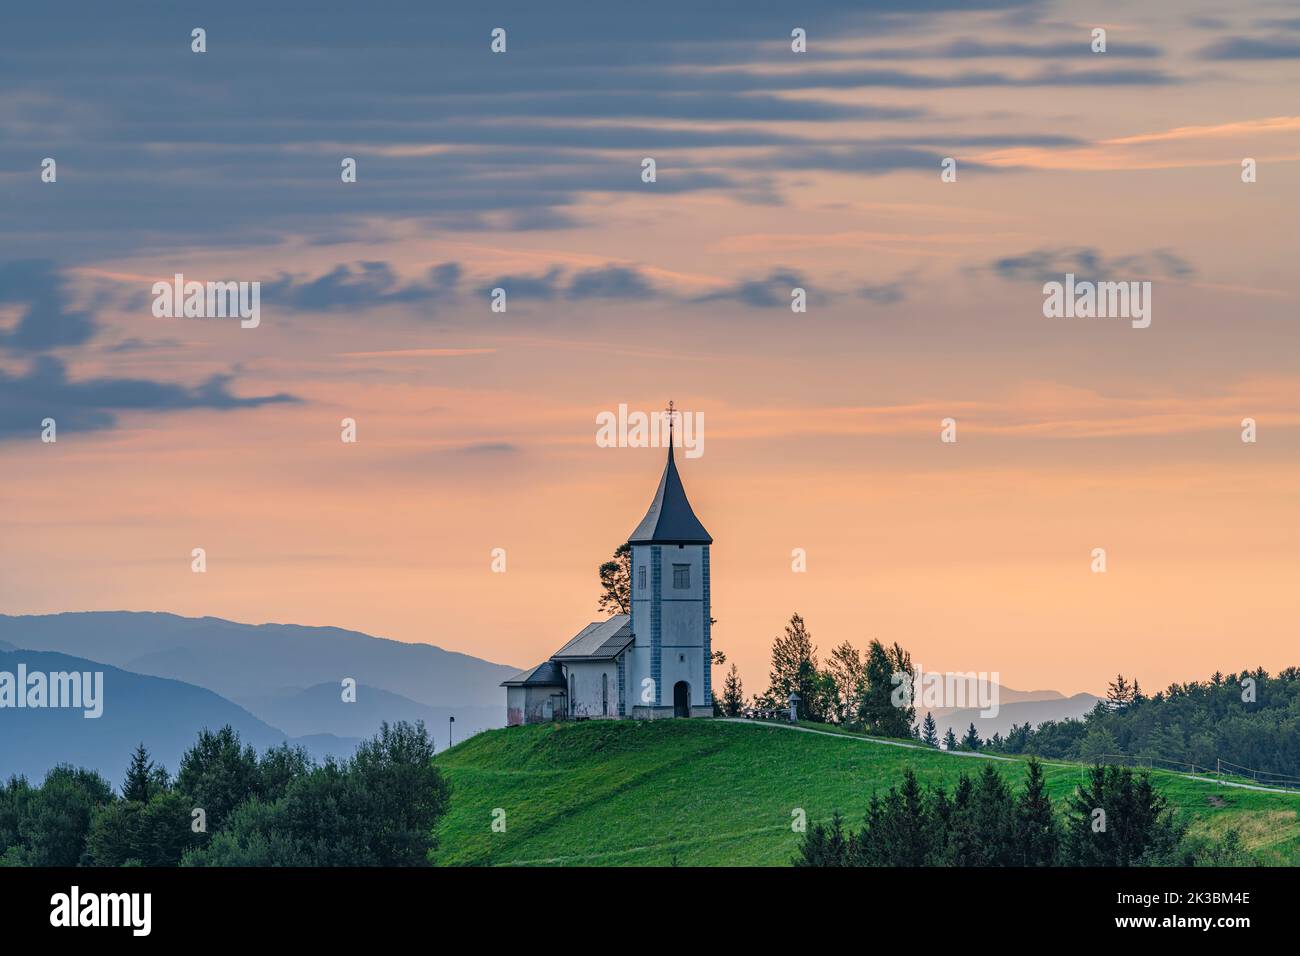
[0,612,518,710]
[234,682,504,741]
[0,649,357,786]
[932,692,1103,742]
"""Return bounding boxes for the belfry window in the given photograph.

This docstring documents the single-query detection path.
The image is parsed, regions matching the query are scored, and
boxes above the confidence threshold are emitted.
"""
[638,566,646,590]
[672,564,690,589]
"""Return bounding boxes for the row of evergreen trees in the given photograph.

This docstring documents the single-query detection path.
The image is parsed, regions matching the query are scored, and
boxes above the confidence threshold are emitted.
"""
[0,721,450,866]
[795,760,1248,867]
[915,712,986,751]
[986,668,1300,780]
[739,613,915,737]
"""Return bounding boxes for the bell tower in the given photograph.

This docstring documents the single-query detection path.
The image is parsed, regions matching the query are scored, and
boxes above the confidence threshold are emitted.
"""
[627,402,713,718]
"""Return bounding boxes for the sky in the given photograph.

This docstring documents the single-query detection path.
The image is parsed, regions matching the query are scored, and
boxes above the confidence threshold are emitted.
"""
[1,0,1298,697]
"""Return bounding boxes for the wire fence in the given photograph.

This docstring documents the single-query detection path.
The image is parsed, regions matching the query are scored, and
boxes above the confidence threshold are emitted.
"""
[1089,753,1300,791]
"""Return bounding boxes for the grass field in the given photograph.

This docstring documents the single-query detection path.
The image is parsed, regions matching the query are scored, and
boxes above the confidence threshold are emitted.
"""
[431,718,1300,866]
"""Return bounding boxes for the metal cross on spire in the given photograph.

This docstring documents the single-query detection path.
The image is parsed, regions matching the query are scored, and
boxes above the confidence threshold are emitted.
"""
[665,399,677,447]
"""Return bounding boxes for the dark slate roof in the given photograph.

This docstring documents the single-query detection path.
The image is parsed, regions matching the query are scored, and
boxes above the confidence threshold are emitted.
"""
[551,616,634,661]
[500,660,567,688]
[628,444,712,545]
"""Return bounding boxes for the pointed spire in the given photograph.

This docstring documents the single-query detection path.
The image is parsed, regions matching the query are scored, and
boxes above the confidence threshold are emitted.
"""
[628,403,712,545]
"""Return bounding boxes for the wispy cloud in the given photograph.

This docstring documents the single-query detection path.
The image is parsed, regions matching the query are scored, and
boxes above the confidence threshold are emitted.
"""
[0,356,298,439]
[984,247,1195,282]
[1198,36,1300,59]
[0,261,298,439]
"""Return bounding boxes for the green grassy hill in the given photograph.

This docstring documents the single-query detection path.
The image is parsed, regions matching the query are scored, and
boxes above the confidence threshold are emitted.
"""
[432,719,1300,866]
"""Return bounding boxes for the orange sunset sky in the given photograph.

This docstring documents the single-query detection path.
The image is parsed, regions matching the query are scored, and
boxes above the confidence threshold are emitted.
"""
[1,1,1298,697]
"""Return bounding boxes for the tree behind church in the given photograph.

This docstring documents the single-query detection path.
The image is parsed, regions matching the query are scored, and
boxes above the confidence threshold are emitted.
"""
[721,663,745,716]
[597,542,632,614]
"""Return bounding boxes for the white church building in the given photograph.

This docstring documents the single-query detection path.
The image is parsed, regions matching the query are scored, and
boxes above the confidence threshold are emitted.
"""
[503,438,714,723]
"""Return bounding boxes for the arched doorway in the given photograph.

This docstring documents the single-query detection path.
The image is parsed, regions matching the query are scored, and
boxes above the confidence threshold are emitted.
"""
[673,680,690,718]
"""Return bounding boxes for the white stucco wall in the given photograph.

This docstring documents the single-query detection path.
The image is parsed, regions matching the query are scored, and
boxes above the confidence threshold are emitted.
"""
[563,660,619,718]
[508,685,565,725]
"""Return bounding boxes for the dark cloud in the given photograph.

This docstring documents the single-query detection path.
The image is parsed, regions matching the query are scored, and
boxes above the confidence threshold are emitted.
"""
[103,337,186,353]
[567,266,657,300]
[261,261,460,311]
[0,260,98,352]
[858,281,908,305]
[258,259,665,310]
[742,146,999,176]
[934,39,1164,58]
[1198,37,1300,59]
[638,65,1174,91]
[693,269,808,309]
[476,267,564,302]
[797,38,1164,60]
[986,247,1196,283]
[504,209,584,231]
[0,0,1083,260]
[0,356,297,439]
[0,261,299,439]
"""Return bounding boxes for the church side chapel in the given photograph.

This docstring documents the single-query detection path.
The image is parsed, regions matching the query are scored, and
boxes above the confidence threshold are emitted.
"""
[503,418,713,724]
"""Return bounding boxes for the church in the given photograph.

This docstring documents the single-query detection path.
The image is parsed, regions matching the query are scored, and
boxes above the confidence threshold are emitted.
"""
[502,435,713,723]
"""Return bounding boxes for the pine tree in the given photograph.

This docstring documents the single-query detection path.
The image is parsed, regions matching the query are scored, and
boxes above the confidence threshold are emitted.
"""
[966,765,1016,865]
[826,641,864,724]
[859,640,914,737]
[721,663,745,717]
[122,743,163,802]
[921,711,938,747]
[1106,673,1134,710]
[960,722,982,751]
[942,728,958,751]
[764,613,823,720]
[943,774,977,864]
[891,770,932,864]
[1016,758,1059,865]
[793,811,848,866]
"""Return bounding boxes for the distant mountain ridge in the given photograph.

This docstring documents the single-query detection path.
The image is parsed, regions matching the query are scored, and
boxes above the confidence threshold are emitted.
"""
[912,677,1100,735]
[0,612,519,710]
[928,693,1103,741]
[0,649,357,785]
[234,682,504,741]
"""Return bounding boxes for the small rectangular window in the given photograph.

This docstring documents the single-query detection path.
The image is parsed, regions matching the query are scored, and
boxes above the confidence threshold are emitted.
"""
[638,566,646,590]
[672,564,690,589]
